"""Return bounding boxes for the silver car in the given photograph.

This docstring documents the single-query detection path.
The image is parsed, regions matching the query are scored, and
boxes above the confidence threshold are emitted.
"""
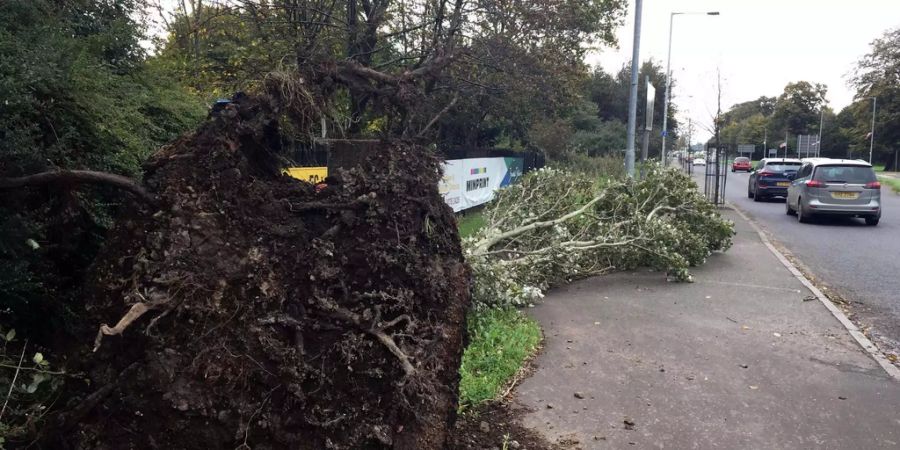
[785,158,881,226]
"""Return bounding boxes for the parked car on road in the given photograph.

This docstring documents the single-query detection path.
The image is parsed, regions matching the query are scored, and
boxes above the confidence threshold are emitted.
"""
[693,158,706,166]
[785,158,881,225]
[748,158,802,201]
[732,157,751,172]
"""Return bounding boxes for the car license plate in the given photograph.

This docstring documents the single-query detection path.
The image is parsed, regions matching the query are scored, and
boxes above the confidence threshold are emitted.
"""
[777,182,789,187]
[831,192,859,200]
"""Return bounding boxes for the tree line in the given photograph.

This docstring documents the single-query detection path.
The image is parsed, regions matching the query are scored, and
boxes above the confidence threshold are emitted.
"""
[716,27,899,169]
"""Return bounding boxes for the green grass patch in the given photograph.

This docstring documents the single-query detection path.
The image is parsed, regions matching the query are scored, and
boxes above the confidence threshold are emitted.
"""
[457,211,486,238]
[873,164,886,172]
[879,176,900,193]
[458,308,542,409]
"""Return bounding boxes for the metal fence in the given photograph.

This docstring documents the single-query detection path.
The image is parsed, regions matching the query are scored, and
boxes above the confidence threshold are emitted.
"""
[703,146,728,206]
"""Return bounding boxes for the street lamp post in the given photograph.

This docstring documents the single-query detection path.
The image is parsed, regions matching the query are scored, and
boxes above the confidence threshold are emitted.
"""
[660,11,719,163]
[624,0,644,178]
[869,96,877,164]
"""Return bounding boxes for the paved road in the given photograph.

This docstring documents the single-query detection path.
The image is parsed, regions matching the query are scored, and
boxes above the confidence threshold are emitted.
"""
[700,167,900,356]
[516,210,900,448]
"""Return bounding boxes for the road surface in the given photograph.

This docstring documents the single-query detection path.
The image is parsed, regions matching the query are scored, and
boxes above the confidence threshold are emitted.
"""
[693,166,900,357]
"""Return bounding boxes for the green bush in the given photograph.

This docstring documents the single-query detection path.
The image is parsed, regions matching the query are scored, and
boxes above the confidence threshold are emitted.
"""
[465,164,734,308]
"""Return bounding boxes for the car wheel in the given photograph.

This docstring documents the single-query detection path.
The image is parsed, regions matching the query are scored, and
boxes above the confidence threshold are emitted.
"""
[753,187,762,202]
[785,199,795,216]
[748,187,754,199]
[865,216,880,226]
[797,199,810,223]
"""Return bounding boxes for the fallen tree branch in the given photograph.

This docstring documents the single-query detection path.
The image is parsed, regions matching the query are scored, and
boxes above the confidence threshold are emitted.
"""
[0,170,156,205]
[473,191,608,256]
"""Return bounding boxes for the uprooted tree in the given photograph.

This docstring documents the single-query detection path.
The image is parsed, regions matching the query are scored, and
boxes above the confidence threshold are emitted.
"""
[0,90,471,448]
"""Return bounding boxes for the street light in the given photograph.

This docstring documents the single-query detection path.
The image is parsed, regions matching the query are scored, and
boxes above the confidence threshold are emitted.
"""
[660,11,719,163]
[868,96,877,164]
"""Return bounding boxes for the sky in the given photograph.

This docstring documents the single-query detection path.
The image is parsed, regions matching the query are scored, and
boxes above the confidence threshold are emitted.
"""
[586,0,900,142]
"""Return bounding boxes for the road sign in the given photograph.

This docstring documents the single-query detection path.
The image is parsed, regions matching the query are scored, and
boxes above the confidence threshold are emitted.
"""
[797,134,820,158]
[737,144,755,155]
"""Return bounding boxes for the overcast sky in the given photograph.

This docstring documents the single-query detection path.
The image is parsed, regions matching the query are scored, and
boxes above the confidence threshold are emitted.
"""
[586,0,900,142]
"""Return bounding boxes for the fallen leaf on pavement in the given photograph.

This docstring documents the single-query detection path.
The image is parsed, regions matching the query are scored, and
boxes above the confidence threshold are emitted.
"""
[749,385,759,390]
[773,332,782,337]
[741,325,751,330]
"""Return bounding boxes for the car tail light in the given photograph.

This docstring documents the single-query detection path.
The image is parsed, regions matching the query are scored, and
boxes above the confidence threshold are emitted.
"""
[865,181,881,189]
[806,180,826,188]
[758,170,773,177]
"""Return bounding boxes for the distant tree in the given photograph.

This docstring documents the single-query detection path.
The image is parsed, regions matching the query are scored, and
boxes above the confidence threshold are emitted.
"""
[769,81,828,136]
[849,27,900,169]
[583,59,676,158]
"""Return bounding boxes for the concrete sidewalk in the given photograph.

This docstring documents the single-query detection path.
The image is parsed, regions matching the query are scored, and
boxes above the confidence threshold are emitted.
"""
[514,209,900,449]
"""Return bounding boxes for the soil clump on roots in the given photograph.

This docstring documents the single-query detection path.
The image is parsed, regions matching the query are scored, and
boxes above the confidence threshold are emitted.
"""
[48,94,470,449]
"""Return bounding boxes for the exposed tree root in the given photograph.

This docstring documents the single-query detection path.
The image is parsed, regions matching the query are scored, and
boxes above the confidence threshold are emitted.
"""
[313,295,417,377]
[0,170,157,205]
[93,301,156,352]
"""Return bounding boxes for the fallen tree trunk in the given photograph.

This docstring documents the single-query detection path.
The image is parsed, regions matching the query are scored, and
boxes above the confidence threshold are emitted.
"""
[41,94,471,449]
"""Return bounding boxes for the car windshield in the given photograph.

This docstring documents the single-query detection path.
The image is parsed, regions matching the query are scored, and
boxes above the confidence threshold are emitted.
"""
[765,162,801,172]
[813,165,876,184]
[735,157,749,163]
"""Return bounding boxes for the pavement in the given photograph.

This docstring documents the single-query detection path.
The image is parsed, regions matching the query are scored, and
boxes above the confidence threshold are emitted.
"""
[719,169,900,358]
[513,209,900,449]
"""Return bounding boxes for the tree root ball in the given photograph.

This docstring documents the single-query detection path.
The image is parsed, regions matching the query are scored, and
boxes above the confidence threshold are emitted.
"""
[66,95,471,449]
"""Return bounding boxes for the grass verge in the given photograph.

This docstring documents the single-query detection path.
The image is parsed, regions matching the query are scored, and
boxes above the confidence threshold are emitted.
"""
[879,176,900,194]
[457,211,486,238]
[458,308,541,409]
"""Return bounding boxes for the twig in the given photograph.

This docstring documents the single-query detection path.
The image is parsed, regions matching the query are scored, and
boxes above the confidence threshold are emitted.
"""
[0,363,66,376]
[287,198,372,212]
[417,93,458,138]
[0,340,27,422]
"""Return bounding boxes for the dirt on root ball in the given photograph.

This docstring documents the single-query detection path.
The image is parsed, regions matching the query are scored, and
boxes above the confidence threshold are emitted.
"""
[51,94,471,449]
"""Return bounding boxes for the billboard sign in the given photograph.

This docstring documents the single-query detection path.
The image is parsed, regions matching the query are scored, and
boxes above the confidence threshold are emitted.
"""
[439,157,524,212]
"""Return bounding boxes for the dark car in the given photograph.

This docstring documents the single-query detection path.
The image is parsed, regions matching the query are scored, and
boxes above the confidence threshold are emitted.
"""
[732,157,751,172]
[748,158,802,201]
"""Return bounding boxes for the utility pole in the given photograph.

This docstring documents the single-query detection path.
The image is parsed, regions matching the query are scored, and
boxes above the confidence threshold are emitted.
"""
[763,129,767,160]
[660,11,719,164]
[869,97,877,164]
[624,0,643,178]
[817,108,824,157]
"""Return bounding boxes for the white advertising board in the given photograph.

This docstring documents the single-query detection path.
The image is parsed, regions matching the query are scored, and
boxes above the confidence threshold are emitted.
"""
[438,157,524,212]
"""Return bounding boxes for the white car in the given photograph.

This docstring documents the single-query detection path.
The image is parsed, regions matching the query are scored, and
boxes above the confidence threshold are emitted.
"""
[693,158,706,166]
